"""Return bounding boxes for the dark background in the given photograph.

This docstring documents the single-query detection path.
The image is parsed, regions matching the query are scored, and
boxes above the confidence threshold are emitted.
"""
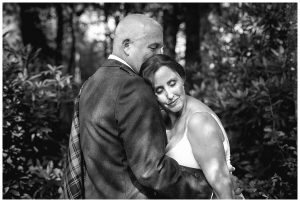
[2,3,297,199]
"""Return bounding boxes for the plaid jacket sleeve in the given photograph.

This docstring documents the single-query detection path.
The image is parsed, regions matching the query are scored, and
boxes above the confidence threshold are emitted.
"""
[62,88,85,199]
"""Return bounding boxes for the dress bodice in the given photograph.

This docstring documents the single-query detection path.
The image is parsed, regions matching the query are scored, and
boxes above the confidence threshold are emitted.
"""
[166,112,232,169]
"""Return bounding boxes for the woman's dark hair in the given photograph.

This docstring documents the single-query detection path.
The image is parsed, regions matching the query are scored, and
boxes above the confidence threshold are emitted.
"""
[140,54,186,87]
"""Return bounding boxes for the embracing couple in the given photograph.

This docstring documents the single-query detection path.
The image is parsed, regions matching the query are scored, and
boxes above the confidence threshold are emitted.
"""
[63,14,244,199]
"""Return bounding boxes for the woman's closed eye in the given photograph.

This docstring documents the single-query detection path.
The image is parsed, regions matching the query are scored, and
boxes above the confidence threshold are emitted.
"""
[155,87,163,95]
[169,80,176,87]
[155,80,177,95]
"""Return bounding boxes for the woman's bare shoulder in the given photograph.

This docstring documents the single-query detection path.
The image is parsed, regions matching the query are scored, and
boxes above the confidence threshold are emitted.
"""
[187,96,214,114]
[188,112,218,132]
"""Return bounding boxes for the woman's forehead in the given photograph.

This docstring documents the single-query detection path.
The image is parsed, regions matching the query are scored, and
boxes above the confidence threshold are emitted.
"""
[154,66,180,84]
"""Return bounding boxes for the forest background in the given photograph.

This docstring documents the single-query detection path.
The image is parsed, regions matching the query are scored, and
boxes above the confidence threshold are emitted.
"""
[2,2,297,199]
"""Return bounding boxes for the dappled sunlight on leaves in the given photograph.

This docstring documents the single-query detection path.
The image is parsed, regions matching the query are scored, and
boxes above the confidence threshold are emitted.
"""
[3,37,76,199]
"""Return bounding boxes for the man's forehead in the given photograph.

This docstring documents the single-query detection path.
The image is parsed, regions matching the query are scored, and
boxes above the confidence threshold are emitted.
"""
[134,33,163,45]
[145,31,163,43]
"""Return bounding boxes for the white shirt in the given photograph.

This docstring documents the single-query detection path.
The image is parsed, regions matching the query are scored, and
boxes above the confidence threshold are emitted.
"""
[108,54,135,72]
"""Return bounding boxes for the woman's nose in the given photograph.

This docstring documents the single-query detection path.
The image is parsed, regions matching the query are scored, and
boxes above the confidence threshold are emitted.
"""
[165,89,174,100]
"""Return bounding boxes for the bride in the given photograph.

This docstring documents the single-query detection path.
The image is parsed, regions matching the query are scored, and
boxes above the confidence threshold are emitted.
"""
[140,54,243,199]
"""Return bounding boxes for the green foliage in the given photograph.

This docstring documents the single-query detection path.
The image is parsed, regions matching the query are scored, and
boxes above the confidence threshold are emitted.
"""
[188,3,296,199]
[3,40,75,198]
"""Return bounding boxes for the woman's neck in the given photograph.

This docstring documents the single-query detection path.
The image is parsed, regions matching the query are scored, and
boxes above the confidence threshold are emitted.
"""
[168,96,189,127]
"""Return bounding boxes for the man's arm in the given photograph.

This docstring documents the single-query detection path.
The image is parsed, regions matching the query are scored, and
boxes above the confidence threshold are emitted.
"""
[116,77,203,199]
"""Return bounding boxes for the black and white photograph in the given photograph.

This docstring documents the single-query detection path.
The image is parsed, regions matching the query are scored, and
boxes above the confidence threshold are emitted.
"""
[2,2,297,199]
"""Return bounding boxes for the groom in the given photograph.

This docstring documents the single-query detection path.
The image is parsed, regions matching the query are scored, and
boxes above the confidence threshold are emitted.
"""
[64,14,240,199]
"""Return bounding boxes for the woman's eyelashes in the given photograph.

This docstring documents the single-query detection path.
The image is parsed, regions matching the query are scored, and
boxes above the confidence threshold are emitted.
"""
[168,80,176,87]
[155,79,177,95]
[155,87,163,95]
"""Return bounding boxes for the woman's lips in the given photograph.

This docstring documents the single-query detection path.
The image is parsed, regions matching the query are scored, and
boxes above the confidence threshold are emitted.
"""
[167,98,179,107]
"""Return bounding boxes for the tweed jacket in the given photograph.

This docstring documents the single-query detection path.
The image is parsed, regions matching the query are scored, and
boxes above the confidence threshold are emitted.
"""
[78,59,206,199]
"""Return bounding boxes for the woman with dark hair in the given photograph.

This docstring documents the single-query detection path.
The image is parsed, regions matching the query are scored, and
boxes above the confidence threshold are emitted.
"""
[140,54,241,199]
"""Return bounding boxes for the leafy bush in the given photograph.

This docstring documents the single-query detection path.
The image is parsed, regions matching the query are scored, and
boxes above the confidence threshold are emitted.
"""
[3,39,76,198]
[187,3,297,199]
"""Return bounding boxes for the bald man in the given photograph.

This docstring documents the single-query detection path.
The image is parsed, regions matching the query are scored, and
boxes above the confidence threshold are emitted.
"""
[75,14,212,199]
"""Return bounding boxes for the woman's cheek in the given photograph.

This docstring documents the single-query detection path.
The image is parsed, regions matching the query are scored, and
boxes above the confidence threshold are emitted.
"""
[179,85,185,95]
[157,95,166,106]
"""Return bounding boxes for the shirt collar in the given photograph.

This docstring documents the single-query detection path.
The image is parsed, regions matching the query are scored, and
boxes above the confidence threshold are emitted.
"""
[108,54,134,72]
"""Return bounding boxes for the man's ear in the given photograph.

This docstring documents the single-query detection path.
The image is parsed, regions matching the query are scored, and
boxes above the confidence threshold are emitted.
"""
[122,39,131,56]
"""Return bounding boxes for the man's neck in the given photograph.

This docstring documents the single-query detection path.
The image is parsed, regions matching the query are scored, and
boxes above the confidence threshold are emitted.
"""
[108,54,135,72]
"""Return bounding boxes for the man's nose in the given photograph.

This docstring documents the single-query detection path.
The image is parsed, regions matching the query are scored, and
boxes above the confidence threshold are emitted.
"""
[159,47,164,54]
[156,47,164,54]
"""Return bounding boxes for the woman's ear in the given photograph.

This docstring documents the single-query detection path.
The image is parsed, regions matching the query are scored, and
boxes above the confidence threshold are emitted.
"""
[122,39,131,56]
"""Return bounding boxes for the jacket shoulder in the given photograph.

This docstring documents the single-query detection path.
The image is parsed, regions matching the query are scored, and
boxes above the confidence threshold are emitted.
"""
[119,66,136,76]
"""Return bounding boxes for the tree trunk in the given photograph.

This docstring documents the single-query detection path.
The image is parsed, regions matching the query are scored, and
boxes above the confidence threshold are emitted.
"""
[103,4,109,58]
[285,3,297,118]
[55,4,63,65]
[198,4,211,51]
[184,3,200,67]
[19,3,54,63]
[163,3,180,58]
[67,5,76,75]
[184,3,212,67]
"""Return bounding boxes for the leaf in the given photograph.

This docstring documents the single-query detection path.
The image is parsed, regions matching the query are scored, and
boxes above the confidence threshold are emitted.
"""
[47,64,55,72]
[28,73,42,81]
[264,106,272,112]
[288,146,296,150]
[4,187,9,194]
[262,56,268,67]
[229,90,240,98]
[33,146,39,152]
[6,157,13,164]
[58,187,63,194]
[271,48,279,56]
[46,161,54,174]
[279,46,284,54]
[30,48,42,61]
[9,189,20,197]
[264,126,272,132]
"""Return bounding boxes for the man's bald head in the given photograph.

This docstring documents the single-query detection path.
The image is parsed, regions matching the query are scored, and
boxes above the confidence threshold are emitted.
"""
[111,14,164,72]
[113,14,162,52]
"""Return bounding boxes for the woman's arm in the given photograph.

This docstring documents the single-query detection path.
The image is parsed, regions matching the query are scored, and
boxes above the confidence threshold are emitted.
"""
[187,112,233,199]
